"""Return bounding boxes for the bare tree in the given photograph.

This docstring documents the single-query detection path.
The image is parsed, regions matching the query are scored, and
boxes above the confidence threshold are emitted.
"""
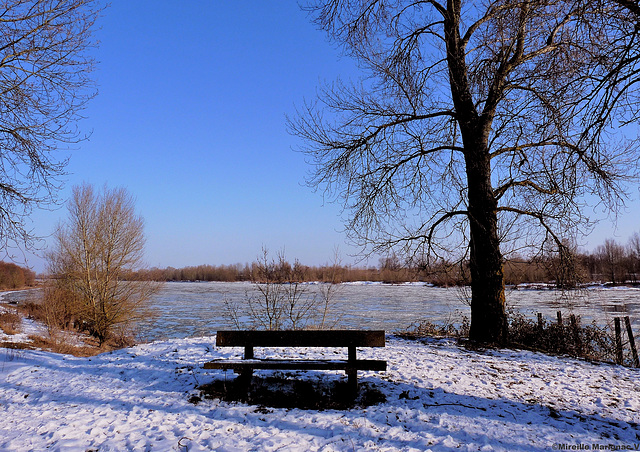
[596,239,626,284]
[46,184,160,345]
[0,0,100,253]
[542,239,584,289]
[290,0,640,344]
[629,232,640,282]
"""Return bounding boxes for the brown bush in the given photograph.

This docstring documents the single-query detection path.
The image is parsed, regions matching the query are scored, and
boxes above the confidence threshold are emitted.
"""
[0,311,21,335]
[508,311,617,363]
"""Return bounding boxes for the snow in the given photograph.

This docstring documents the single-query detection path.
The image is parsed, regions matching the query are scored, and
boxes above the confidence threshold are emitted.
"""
[342,281,434,286]
[0,291,46,345]
[0,298,84,348]
[1,335,639,451]
[0,311,46,345]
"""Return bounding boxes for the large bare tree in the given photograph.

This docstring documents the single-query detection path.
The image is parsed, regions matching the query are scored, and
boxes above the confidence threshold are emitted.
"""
[290,0,640,344]
[0,0,100,252]
[47,184,159,345]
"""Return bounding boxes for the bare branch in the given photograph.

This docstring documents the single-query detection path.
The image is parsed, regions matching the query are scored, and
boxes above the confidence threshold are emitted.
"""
[0,0,101,254]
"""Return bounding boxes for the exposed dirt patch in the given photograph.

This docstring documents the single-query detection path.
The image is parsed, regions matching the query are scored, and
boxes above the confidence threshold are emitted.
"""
[199,373,386,410]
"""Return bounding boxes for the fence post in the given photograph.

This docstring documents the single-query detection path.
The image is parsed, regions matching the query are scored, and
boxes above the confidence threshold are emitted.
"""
[569,314,582,356]
[624,316,639,368]
[614,317,623,365]
[537,313,544,331]
[557,311,565,352]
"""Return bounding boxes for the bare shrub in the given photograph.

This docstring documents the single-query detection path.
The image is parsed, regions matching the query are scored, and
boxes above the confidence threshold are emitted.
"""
[315,283,342,329]
[225,248,341,330]
[40,286,76,334]
[247,249,317,330]
[0,310,21,335]
[508,312,617,364]
[316,251,344,329]
[397,315,470,340]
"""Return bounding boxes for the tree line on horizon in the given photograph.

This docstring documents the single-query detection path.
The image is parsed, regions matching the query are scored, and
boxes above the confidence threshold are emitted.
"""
[129,233,640,287]
[0,262,36,290]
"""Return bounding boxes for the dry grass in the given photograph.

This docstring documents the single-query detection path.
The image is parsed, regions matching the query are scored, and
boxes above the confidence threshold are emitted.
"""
[2,299,128,357]
[0,311,22,335]
[0,341,33,350]
[27,335,109,357]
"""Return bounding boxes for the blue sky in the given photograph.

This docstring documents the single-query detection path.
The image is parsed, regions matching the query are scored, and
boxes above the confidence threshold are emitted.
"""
[24,1,364,272]
[22,1,640,273]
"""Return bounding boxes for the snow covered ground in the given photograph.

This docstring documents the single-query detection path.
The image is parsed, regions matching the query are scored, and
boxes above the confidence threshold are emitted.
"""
[1,334,639,451]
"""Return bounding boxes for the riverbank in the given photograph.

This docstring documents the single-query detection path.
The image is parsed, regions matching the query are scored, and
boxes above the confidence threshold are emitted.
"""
[0,290,112,356]
[1,335,639,451]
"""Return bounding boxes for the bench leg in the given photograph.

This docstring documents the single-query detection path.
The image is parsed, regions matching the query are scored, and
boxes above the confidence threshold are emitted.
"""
[236,368,253,390]
[346,369,358,395]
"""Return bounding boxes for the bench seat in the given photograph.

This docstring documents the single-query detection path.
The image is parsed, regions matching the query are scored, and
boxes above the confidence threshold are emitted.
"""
[204,358,387,372]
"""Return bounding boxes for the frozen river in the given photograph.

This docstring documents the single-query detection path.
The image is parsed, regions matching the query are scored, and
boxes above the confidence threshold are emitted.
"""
[3,282,637,342]
[134,281,640,342]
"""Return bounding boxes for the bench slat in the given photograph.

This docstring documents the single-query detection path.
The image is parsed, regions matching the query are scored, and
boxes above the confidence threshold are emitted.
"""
[203,359,387,372]
[216,330,385,347]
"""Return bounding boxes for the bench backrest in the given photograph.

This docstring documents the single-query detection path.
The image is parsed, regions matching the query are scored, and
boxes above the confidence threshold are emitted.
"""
[216,330,385,348]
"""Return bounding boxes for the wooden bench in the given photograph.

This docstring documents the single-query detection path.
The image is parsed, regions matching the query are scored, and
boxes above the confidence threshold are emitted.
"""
[203,330,386,392]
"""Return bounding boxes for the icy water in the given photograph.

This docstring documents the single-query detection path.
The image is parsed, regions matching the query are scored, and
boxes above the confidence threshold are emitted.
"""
[3,282,638,342]
[133,281,640,342]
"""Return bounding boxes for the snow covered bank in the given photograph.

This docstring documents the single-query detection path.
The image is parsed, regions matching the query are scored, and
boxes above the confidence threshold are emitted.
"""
[1,336,639,451]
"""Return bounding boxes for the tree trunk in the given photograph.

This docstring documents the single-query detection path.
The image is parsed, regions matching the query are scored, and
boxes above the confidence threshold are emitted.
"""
[444,2,508,345]
[464,137,508,345]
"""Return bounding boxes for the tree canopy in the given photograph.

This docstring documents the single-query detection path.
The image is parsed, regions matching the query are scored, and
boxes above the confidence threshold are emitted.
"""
[291,0,640,343]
